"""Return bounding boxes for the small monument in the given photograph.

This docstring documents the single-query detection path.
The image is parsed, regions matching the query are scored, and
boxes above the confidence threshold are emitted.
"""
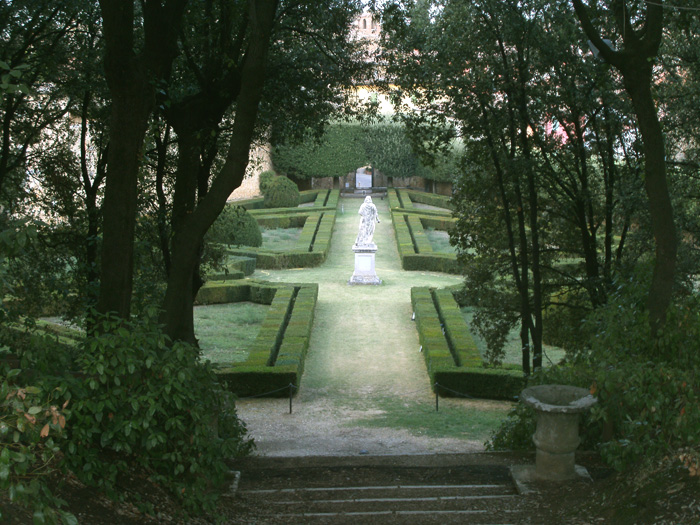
[511,384,597,493]
[349,196,381,285]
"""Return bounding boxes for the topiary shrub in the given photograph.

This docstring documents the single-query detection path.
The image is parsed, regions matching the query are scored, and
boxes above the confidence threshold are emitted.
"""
[258,170,276,195]
[263,176,300,209]
[207,205,262,248]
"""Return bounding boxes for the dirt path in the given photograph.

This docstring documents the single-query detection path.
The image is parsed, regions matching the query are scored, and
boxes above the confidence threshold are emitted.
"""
[237,197,510,456]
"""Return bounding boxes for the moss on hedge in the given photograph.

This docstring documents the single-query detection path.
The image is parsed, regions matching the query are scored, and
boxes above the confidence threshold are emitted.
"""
[411,286,525,400]
[389,189,459,274]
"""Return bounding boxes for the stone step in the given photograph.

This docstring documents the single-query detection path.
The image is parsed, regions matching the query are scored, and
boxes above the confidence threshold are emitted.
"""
[234,454,524,524]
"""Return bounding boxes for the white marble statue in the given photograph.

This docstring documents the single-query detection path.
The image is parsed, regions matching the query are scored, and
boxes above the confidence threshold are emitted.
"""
[355,196,380,247]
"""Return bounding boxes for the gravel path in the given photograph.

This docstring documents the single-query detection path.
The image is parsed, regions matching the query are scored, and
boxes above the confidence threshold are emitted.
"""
[236,196,510,456]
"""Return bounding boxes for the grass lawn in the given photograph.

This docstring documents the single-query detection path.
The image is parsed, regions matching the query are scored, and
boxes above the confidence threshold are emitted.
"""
[194,302,268,365]
[461,306,567,367]
[411,202,451,212]
[260,227,302,251]
[347,395,511,442]
[425,227,456,254]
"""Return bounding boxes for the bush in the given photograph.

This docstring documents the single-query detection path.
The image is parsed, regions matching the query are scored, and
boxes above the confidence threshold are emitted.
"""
[207,205,262,248]
[1,364,75,524]
[65,313,254,514]
[258,170,276,194]
[487,279,700,473]
[263,176,300,209]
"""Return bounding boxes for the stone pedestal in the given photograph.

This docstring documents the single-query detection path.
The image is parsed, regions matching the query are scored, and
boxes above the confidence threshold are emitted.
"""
[511,384,597,493]
[348,243,381,285]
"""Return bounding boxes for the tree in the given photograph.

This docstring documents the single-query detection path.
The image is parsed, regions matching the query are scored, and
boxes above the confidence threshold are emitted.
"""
[158,0,366,343]
[0,0,81,204]
[571,0,677,336]
[381,0,651,371]
[96,0,187,321]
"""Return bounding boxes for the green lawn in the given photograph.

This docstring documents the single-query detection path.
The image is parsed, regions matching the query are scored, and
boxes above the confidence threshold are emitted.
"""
[348,395,510,442]
[425,227,456,254]
[260,227,302,251]
[194,302,268,365]
[461,306,567,367]
[411,202,451,212]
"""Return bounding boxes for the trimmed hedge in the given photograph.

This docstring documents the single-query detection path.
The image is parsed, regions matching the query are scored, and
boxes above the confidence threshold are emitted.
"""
[252,214,308,229]
[228,190,339,269]
[195,280,278,305]
[411,287,525,400]
[263,175,300,209]
[389,189,459,274]
[421,216,455,231]
[402,254,460,274]
[207,256,257,282]
[406,215,433,254]
[214,284,318,397]
[405,189,454,211]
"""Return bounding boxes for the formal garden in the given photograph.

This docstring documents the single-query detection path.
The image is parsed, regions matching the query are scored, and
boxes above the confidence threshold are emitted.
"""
[2,1,700,524]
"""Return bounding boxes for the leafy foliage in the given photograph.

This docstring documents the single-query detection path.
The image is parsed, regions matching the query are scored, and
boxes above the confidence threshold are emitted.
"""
[263,176,300,209]
[272,121,460,182]
[258,170,276,195]
[488,275,700,472]
[207,205,262,248]
[0,366,75,525]
[64,313,254,514]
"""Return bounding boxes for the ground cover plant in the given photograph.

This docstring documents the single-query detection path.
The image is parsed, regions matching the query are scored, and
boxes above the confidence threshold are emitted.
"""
[461,306,566,367]
[260,227,302,252]
[194,302,268,365]
[425,227,456,254]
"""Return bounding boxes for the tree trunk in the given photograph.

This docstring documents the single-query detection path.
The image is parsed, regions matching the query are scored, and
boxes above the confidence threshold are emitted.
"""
[96,92,153,318]
[571,0,676,337]
[623,72,677,335]
[96,0,185,320]
[160,0,278,343]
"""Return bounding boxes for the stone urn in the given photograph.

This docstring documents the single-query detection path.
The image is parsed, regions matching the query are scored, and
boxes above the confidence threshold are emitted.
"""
[520,384,597,481]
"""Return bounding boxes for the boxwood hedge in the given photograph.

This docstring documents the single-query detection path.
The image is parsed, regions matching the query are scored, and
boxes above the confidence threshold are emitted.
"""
[389,189,460,274]
[195,280,318,397]
[412,287,525,400]
[228,190,339,269]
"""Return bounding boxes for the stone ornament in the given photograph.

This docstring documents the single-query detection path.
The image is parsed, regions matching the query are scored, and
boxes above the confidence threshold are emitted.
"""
[354,196,380,248]
[349,196,381,285]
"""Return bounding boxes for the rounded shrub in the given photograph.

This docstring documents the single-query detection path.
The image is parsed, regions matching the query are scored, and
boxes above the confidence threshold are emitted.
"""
[258,170,276,195]
[207,205,262,247]
[263,175,300,209]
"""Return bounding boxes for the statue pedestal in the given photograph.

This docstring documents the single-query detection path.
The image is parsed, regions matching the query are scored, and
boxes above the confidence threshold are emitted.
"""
[348,243,381,285]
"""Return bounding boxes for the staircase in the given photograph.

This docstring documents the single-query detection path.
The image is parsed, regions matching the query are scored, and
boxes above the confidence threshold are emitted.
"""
[234,454,526,524]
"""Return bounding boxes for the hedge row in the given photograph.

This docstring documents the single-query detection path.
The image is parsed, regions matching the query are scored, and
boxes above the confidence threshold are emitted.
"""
[388,189,459,273]
[229,190,339,269]
[387,188,403,210]
[195,280,278,305]
[237,189,330,212]
[215,284,318,397]
[411,287,525,400]
[252,214,309,229]
[207,256,256,282]
[421,216,455,231]
[406,215,433,254]
[404,189,454,211]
